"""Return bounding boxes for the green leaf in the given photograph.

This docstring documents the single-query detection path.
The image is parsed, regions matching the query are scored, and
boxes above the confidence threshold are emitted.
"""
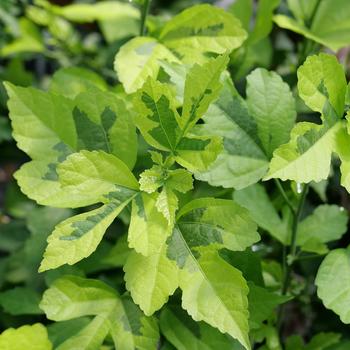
[115,37,179,93]
[166,169,194,193]
[175,134,223,172]
[134,77,181,152]
[229,0,252,31]
[39,199,134,272]
[50,67,108,99]
[315,246,350,323]
[0,117,11,143]
[297,205,348,246]
[160,305,243,350]
[55,315,110,350]
[246,68,296,157]
[264,121,342,183]
[5,82,76,160]
[163,198,258,349]
[180,54,229,133]
[297,53,346,117]
[220,249,264,287]
[40,276,118,321]
[74,89,138,169]
[304,332,341,350]
[156,187,178,226]
[41,276,159,350]
[274,0,350,51]
[14,160,101,208]
[248,283,290,329]
[98,3,139,43]
[128,192,171,256]
[0,323,52,350]
[57,150,139,204]
[109,295,160,350]
[286,331,341,350]
[0,18,44,56]
[233,184,288,244]
[139,165,165,193]
[335,121,350,192]
[173,198,260,254]
[195,76,269,189]
[139,166,193,225]
[179,249,250,350]
[159,4,247,62]
[50,1,139,22]
[0,287,43,315]
[47,318,91,349]
[139,166,193,195]
[247,0,280,44]
[124,241,179,315]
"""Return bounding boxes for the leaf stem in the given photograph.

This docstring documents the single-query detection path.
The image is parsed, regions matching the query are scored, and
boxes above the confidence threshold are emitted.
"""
[274,179,296,215]
[139,0,151,36]
[277,183,309,331]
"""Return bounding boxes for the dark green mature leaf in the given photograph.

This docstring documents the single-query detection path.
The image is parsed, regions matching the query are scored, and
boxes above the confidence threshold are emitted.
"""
[248,283,290,329]
[0,287,43,315]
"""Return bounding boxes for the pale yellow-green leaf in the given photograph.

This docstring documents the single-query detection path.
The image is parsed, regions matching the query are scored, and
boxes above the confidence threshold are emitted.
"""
[14,160,99,208]
[264,122,342,183]
[159,4,247,63]
[57,150,139,200]
[124,242,179,316]
[156,186,178,226]
[128,192,170,256]
[40,200,133,272]
[175,135,223,172]
[181,54,229,133]
[297,53,346,117]
[40,276,118,321]
[180,249,250,350]
[114,37,179,93]
[0,323,52,350]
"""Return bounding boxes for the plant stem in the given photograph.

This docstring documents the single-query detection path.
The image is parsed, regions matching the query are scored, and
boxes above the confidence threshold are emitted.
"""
[277,184,309,330]
[274,179,296,215]
[288,184,308,263]
[139,0,151,36]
